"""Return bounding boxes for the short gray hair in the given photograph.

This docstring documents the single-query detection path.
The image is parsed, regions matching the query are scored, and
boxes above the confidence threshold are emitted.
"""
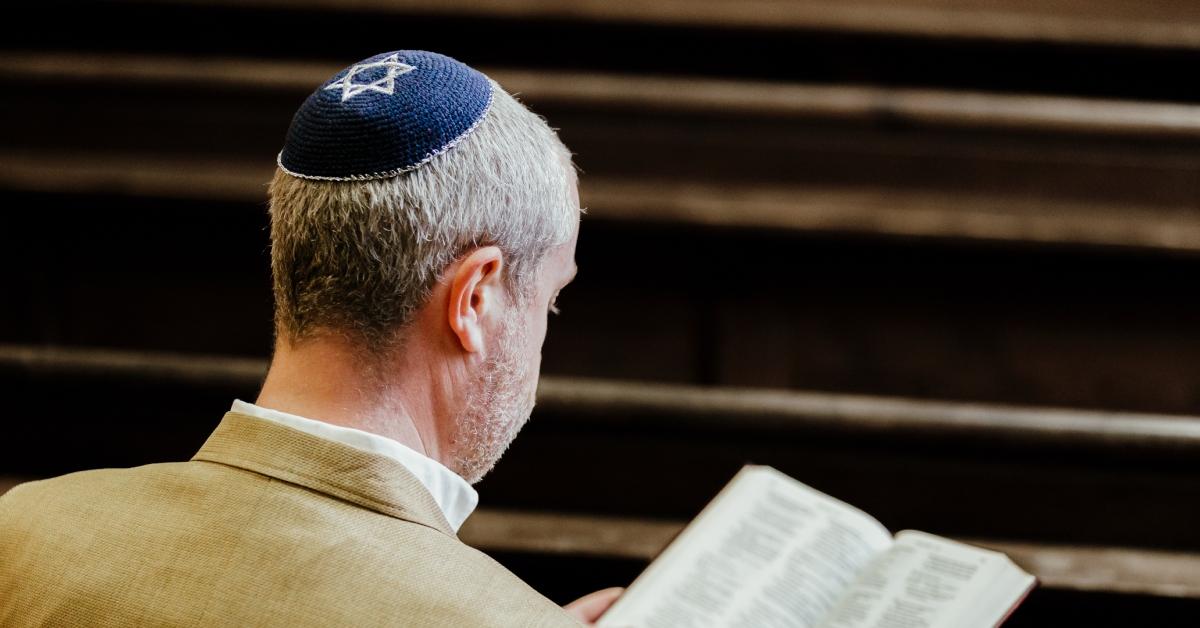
[268,81,579,350]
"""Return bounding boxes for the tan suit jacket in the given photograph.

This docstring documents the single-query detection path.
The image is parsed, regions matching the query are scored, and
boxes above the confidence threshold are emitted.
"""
[0,412,579,627]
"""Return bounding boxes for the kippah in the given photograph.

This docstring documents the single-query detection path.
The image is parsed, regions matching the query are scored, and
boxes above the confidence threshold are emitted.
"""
[278,50,495,181]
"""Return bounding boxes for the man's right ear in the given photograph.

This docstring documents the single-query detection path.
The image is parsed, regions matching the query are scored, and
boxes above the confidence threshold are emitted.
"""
[446,246,505,354]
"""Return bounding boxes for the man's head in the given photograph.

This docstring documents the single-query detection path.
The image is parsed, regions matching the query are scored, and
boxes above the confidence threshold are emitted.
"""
[266,51,580,482]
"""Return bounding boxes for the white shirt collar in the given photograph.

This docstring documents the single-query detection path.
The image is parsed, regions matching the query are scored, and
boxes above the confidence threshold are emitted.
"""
[230,400,478,532]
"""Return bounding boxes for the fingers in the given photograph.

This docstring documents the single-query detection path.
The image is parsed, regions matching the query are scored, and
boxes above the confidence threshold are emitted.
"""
[562,586,625,624]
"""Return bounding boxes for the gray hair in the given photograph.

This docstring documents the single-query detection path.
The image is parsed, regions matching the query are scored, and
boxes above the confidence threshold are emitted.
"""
[268,81,579,350]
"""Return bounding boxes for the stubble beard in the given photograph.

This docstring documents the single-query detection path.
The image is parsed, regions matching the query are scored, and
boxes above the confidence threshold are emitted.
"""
[449,311,538,484]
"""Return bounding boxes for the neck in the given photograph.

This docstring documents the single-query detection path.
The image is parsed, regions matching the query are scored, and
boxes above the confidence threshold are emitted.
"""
[255,334,447,465]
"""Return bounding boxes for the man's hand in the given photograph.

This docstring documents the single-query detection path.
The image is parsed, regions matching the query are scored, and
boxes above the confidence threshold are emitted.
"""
[563,587,624,625]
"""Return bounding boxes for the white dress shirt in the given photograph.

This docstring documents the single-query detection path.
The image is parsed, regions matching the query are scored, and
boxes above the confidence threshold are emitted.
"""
[230,400,479,532]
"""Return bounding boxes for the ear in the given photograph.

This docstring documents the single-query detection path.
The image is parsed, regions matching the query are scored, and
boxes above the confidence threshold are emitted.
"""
[447,246,505,353]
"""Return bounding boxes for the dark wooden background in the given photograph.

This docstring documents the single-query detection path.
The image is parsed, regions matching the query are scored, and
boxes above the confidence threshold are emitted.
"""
[3,1,1200,625]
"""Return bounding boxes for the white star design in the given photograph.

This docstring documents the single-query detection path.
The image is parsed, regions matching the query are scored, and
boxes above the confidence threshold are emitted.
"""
[324,54,416,102]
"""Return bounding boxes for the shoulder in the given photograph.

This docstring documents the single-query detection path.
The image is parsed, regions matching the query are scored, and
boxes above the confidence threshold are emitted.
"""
[0,466,580,627]
[308,517,579,626]
[1,461,211,514]
[0,463,196,551]
[2,464,167,508]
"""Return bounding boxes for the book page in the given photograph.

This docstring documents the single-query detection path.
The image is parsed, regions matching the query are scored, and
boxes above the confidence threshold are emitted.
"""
[599,466,893,628]
[819,531,1035,628]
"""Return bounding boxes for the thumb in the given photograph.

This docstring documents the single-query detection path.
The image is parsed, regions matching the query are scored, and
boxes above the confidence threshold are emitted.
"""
[563,587,625,624]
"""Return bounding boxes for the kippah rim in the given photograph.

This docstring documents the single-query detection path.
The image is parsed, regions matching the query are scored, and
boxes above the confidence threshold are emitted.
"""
[277,81,497,182]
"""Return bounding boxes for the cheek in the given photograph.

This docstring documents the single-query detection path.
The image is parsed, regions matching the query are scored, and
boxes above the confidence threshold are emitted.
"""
[527,310,550,369]
[509,305,548,366]
[527,320,548,369]
[527,303,552,347]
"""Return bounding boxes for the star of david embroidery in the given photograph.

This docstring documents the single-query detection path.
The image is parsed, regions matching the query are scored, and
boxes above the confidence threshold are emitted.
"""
[324,54,416,102]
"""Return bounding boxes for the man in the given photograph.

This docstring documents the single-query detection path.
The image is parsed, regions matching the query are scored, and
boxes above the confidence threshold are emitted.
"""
[0,50,620,625]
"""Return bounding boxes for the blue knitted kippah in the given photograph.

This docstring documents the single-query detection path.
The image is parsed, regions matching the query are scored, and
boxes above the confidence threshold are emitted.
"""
[278,50,495,181]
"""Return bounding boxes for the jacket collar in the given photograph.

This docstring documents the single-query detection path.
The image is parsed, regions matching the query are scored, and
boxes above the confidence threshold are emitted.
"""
[192,411,456,537]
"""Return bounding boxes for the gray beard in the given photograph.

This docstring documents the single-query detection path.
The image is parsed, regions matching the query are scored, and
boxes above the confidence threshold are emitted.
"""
[448,312,537,484]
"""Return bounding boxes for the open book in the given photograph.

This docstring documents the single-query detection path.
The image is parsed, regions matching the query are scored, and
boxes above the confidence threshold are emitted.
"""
[598,466,1035,628]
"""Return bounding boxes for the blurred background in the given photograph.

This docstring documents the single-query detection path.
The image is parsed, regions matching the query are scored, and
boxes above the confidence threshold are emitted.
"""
[3,1,1200,625]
